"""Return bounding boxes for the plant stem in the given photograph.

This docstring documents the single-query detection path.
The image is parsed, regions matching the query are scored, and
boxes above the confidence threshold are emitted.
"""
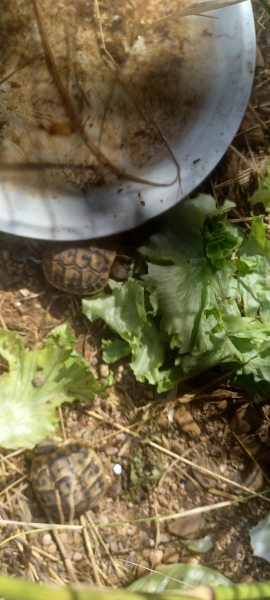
[1,575,270,600]
[215,582,270,600]
[0,576,205,600]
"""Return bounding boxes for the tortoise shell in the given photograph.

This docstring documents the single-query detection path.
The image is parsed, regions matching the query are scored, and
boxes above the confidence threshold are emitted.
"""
[42,246,118,295]
[31,439,105,522]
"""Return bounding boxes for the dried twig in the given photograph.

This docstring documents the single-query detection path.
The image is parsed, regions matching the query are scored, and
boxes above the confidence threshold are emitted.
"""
[150,0,247,26]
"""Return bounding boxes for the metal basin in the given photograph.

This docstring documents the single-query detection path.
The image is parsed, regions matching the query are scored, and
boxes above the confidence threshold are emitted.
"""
[0,1,255,240]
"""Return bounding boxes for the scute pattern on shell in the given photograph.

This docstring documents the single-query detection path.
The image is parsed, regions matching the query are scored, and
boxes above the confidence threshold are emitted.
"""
[31,439,105,522]
[42,246,117,295]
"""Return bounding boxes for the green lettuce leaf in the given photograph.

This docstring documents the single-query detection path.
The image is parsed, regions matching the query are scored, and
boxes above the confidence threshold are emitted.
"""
[145,260,211,352]
[203,218,243,269]
[0,324,105,449]
[102,339,131,363]
[236,217,270,320]
[139,195,235,265]
[128,563,231,591]
[83,195,270,395]
[82,280,170,387]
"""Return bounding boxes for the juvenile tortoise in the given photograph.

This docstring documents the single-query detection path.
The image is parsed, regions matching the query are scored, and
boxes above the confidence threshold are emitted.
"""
[42,245,131,295]
[31,439,105,522]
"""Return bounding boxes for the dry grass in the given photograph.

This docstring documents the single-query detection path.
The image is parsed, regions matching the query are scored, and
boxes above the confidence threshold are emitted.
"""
[1,388,270,584]
[208,1,270,207]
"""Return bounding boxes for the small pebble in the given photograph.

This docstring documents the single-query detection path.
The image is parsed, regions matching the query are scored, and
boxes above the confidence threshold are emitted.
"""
[42,533,52,546]
[100,364,110,378]
[19,288,30,297]
[216,400,227,411]
[159,533,170,544]
[167,408,174,423]
[188,557,200,565]
[106,446,118,456]
[46,543,57,555]
[112,14,122,26]
[115,365,124,382]
[219,463,227,474]
[163,549,180,563]
[149,549,163,566]
[227,541,244,560]
[174,406,201,438]
[98,514,109,526]
[110,541,118,553]
[125,526,136,537]
[136,560,149,576]
[73,552,83,562]
[158,495,170,508]
[116,433,126,442]
[113,463,122,475]
[138,530,149,543]
[167,513,204,539]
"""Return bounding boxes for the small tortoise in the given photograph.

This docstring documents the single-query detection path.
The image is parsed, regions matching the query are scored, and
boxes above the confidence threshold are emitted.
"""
[31,439,105,522]
[42,245,131,295]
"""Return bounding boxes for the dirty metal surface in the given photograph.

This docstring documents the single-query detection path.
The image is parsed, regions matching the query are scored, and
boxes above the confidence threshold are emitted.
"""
[0,0,255,240]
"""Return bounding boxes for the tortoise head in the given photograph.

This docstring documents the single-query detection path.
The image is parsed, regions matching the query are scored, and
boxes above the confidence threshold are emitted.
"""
[110,255,132,281]
[33,438,60,457]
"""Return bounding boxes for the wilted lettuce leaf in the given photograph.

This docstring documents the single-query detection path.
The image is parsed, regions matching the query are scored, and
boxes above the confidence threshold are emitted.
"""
[83,195,270,394]
[180,535,213,553]
[128,563,231,592]
[250,514,270,563]
[0,324,105,449]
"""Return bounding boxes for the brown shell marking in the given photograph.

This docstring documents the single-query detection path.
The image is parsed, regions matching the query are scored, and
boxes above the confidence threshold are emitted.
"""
[31,439,105,522]
[42,246,117,295]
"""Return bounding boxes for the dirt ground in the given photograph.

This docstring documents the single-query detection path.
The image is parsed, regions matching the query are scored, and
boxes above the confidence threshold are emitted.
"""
[1,0,270,589]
